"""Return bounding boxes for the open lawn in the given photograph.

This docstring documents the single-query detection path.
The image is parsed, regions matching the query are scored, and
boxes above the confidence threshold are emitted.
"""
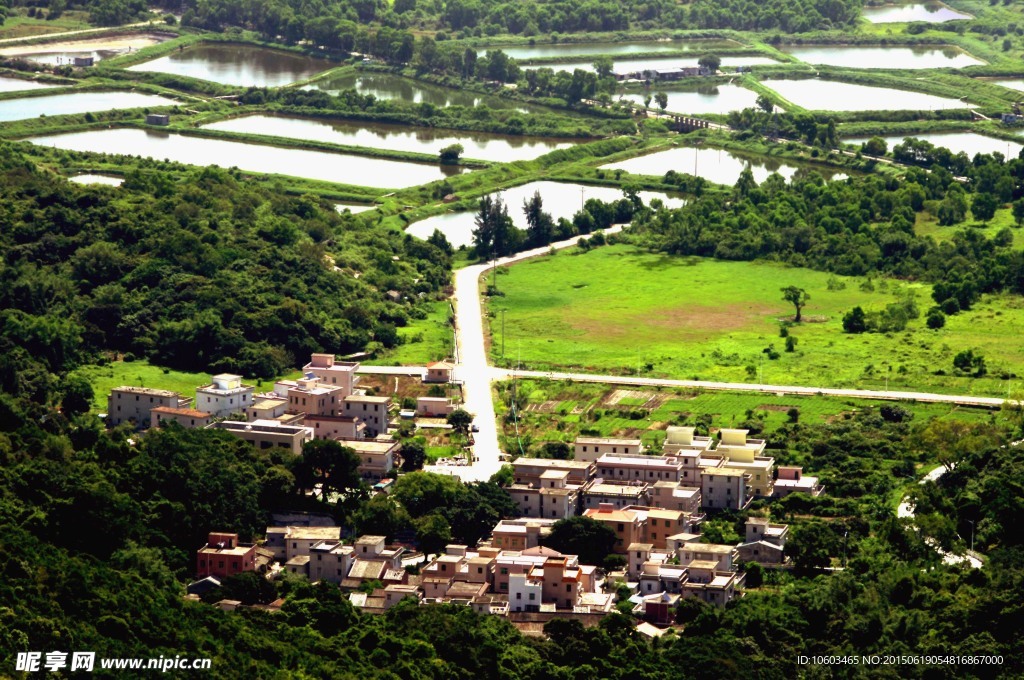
[496,378,999,452]
[488,243,1024,396]
[74,360,214,413]
[0,11,94,40]
[367,300,453,366]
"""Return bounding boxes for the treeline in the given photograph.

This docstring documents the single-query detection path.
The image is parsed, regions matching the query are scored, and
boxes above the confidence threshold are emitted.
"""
[471,189,643,259]
[636,147,1024,324]
[178,0,862,40]
[0,142,451,383]
[12,0,152,26]
[238,84,636,138]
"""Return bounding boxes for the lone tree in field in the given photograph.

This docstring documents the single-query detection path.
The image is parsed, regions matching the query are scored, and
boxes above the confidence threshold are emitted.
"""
[439,143,464,165]
[654,91,669,111]
[781,286,810,322]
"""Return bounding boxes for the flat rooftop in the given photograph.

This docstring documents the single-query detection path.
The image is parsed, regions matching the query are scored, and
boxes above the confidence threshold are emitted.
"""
[111,385,180,398]
[576,437,643,446]
[151,406,210,418]
[597,455,679,468]
[513,458,593,470]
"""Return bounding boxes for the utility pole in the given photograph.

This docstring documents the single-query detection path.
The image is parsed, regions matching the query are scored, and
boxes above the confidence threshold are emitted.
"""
[580,186,585,211]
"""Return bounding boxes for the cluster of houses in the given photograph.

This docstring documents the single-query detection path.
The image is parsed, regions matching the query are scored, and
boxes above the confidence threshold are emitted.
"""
[191,426,813,631]
[105,353,459,482]
[510,427,821,520]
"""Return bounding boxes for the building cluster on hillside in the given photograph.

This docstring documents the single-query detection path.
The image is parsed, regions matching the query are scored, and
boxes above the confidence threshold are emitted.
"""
[192,424,804,631]
[510,427,821,522]
[105,353,460,482]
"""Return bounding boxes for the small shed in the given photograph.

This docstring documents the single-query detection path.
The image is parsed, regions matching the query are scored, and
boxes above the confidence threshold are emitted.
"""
[146,113,170,126]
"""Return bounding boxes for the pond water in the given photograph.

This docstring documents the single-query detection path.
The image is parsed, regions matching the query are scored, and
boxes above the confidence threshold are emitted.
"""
[0,76,56,92]
[780,45,983,69]
[0,91,177,122]
[336,203,376,214]
[304,71,543,112]
[862,2,972,23]
[406,181,687,248]
[846,132,1022,158]
[27,128,460,189]
[620,83,761,115]
[127,44,334,87]
[201,114,577,162]
[483,39,742,60]
[760,78,970,111]
[602,146,844,185]
[522,55,779,74]
[69,174,123,186]
[0,33,169,65]
[989,79,1024,93]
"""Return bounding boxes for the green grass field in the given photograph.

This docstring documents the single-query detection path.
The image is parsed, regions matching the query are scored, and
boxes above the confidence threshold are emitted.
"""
[488,244,1024,396]
[74,360,214,412]
[368,300,453,366]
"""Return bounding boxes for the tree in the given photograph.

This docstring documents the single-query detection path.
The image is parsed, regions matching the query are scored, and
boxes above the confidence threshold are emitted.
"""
[972,192,998,222]
[472,195,495,259]
[698,54,721,73]
[842,306,867,333]
[295,439,366,503]
[1012,198,1024,227]
[542,441,571,459]
[415,512,452,558]
[654,91,669,111]
[953,349,986,377]
[447,408,474,434]
[523,191,554,247]
[755,94,774,113]
[353,494,411,541]
[786,523,834,573]
[400,439,426,471]
[592,56,614,79]
[541,516,617,566]
[781,286,810,322]
[862,137,887,157]
[439,144,464,165]
[926,308,946,329]
[61,374,94,417]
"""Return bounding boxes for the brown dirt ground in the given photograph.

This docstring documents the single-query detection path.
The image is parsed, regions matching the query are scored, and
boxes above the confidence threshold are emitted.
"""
[569,302,778,342]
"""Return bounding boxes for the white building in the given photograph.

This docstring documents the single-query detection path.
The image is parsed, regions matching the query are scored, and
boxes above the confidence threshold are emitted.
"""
[196,374,254,418]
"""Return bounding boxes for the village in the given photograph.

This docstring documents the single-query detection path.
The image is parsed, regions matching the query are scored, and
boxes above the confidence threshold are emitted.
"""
[103,351,822,636]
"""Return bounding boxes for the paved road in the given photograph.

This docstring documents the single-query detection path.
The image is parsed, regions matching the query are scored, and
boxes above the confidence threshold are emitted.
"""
[898,465,983,569]
[492,370,1010,409]
[425,227,623,482]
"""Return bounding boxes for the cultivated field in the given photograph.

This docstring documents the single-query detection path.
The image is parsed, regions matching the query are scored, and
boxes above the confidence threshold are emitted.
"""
[488,243,1024,395]
[495,378,998,452]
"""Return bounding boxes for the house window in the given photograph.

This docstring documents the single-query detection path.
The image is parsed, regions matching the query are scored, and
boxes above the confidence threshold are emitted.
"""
[566,584,571,592]
[528,593,535,601]
[516,593,521,600]
[617,523,624,531]
[500,568,508,575]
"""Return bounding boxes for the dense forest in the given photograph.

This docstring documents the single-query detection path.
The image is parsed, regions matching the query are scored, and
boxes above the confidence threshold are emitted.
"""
[179,0,863,40]
[0,142,451,382]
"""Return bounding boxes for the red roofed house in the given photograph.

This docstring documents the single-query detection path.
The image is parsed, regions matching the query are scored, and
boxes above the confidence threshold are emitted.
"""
[196,532,257,579]
[425,360,455,384]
